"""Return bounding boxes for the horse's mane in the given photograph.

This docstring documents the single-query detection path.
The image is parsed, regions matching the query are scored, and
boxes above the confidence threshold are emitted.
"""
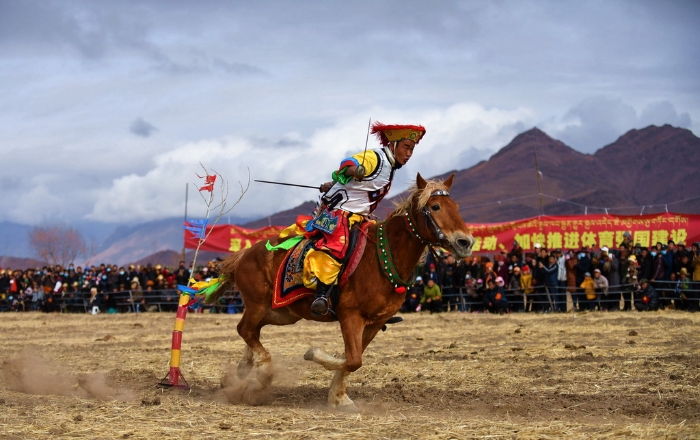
[390,178,450,218]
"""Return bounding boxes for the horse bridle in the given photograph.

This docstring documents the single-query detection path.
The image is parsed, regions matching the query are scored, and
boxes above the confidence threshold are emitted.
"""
[403,189,452,248]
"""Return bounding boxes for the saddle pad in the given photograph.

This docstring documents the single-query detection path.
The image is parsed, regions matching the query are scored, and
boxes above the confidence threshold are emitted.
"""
[272,238,315,309]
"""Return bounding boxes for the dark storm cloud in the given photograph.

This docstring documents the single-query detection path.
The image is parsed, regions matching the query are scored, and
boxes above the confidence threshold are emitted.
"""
[130,118,158,137]
[0,0,265,75]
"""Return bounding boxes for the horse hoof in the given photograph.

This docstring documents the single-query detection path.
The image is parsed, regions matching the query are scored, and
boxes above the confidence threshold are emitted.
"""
[303,348,317,361]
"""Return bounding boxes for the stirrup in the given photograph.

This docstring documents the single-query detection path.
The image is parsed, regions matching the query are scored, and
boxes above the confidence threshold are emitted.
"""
[311,297,329,316]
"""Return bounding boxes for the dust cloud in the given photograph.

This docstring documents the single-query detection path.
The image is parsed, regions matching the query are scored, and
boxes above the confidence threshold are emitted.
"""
[1,350,134,401]
[217,357,300,406]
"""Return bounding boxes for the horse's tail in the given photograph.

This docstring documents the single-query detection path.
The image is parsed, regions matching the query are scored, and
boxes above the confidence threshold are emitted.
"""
[206,249,247,304]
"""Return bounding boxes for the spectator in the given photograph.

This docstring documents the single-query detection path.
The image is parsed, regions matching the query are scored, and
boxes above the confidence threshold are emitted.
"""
[675,242,691,263]
[453,258,469,312]
[634,278,659,311]
[43,292,60,313]
[420,278,442,314]
[623,254,638,311]
[575,249,592,310]
[465,257,482,281]
[566,251,579,311]
[507,253,521,278]
[593,268,612,311]
[483,278,508,314]
[539,253,560,312]
[175,260,191,286]
[402,277,423,312]
[508,240,523,264]
[520,265,534,312]
[676,254,693,279]
[692,243,700,310]
[483,261,497,286]
[638,248,654,281]
[580,272,597,311]
[130,278,144,313]
[465,275,483,313]
[662,242,676,283]
[507,266,524,312]
[651,249,665,285]
[672,269,691,311]
[554,249,567,312]
[495,255,509,286]
[674,267,700,312]
[618,231,633,248]
[30,282,43,311]
[424,263,440,284]
[442,254,456,310]
[88,287,101,314]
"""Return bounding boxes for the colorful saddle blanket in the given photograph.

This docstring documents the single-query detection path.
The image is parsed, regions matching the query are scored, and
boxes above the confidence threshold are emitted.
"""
[271,222,372,309]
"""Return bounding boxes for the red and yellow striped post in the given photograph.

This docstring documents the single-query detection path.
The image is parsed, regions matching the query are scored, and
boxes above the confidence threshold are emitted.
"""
[159,293,193,389]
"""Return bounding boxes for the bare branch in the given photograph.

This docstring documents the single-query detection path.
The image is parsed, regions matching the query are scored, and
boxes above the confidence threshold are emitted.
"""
[186,165,250,281]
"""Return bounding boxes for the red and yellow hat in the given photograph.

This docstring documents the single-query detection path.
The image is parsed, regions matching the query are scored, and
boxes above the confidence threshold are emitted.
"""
[371,122,426,146]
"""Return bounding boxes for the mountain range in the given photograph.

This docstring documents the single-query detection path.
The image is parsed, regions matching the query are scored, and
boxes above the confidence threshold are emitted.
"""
[2,124,698,268]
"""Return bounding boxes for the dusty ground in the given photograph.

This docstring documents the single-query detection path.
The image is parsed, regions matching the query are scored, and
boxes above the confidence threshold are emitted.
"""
[0,310,698,439]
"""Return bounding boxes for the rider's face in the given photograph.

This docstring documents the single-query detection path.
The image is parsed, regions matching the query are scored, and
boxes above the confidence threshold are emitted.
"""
[392,140,415,165]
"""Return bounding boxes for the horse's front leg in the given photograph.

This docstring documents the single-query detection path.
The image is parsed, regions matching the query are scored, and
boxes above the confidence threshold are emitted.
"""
[304,315,364,412]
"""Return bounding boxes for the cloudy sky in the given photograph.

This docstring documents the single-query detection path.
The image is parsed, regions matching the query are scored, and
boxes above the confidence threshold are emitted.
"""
[1,0,698,226]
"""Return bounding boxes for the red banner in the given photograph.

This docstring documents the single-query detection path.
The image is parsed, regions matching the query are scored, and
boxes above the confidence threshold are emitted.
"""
[185,213,700,255]
[467,212,700,254]
[184,224,285,253]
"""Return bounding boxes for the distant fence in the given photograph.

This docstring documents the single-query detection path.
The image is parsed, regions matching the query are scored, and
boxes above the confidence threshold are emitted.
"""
[1,284,697,313]
[0,289,244,314]
[437,283,699,312]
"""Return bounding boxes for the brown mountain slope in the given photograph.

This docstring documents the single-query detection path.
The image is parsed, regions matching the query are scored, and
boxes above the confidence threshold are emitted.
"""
[428,128,621,221]
[594,125,700,213]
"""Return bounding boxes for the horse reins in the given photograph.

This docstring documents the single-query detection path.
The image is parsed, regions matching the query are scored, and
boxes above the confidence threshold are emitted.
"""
[403,189,451,248]
[376,189,452,292]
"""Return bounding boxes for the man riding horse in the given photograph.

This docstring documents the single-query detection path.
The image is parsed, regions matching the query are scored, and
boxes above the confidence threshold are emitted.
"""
[306,122,426,316]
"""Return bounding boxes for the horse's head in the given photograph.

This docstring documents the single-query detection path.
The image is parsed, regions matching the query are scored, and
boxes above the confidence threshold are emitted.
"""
[400,173,475,258]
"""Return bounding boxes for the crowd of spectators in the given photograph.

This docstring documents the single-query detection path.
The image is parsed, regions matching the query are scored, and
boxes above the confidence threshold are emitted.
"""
[402,236,700,314]
[2,235,699,315]
[0,260,231,313]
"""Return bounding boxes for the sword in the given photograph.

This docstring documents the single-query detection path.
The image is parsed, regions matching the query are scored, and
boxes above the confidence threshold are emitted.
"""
[356,117,372,178]
[254,179,319,190]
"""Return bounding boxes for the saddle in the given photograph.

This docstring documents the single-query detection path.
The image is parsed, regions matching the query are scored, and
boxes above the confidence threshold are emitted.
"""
[271,222,372,310]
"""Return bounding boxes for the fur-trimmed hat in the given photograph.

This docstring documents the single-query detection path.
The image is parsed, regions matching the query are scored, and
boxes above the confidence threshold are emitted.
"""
[371,122,426,146]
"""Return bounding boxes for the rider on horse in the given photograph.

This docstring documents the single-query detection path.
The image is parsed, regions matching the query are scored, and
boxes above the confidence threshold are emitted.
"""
[306,122,426,316]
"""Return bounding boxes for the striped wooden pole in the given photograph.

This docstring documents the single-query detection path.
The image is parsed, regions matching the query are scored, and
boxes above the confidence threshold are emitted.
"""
[158,293,193,389]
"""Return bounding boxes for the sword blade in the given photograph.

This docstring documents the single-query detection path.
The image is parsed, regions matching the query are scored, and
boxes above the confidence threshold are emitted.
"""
[254,180,319,189]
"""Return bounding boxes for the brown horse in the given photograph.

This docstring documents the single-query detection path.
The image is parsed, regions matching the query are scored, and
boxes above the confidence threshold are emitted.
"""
[210,173,474,411]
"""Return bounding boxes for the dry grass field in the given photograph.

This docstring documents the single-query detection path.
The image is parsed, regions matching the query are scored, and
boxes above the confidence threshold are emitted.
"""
[0,310,698,439]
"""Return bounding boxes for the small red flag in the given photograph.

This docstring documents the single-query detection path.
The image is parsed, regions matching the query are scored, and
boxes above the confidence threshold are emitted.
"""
[197,174,217,192]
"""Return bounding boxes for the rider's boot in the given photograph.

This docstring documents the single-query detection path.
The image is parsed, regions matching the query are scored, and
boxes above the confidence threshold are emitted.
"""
[385,316,403,324]
[311,282,332,316]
